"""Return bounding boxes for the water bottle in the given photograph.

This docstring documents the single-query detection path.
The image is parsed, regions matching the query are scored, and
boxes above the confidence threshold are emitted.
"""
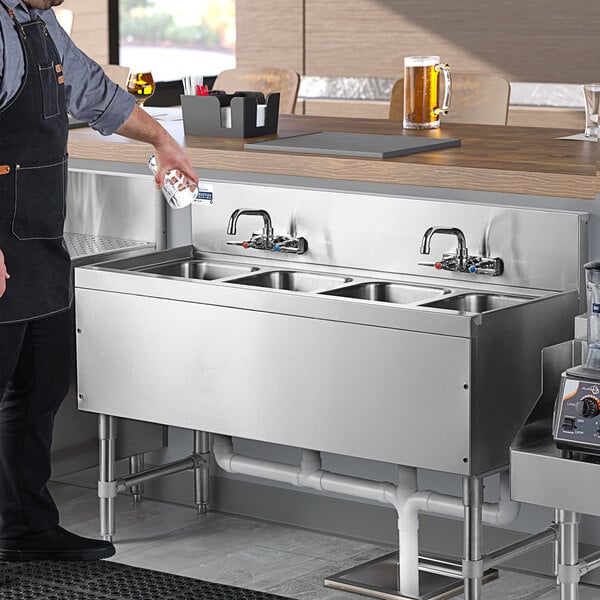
[147,154,211,209]
[585,260,600,370]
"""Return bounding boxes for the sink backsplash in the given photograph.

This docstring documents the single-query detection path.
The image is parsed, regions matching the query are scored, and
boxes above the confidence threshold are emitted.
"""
[191,180,587,297]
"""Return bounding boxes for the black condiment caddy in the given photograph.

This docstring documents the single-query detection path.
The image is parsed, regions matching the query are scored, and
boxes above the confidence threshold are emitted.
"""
[180,91,280,138]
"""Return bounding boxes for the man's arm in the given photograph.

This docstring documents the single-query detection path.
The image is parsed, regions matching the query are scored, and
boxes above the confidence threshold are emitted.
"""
[116,105,198,188]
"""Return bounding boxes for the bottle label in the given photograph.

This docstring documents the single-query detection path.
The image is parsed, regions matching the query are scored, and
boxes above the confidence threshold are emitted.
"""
[194,182,214,206]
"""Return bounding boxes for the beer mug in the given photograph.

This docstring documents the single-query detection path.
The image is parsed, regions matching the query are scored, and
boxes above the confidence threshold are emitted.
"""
[403,56,451,130]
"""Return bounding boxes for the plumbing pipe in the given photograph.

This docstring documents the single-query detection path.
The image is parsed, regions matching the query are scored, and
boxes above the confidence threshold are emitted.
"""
[484,472,520,526]
[213,436,301,486]
[214,436,403,503]
[213,436,421,596]
[401,471,519,527]
[397,513,420,597]
[212,435,519,599]
[213,436,519,527]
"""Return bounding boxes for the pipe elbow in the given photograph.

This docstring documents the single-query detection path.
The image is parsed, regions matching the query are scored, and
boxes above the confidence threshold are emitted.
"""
[212,435,235,472]
[484,499,521,527]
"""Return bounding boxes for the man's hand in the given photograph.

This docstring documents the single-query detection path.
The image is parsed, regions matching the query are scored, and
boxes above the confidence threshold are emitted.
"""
[0,250,10,298]
[115,105,198,189]
[152,134,197,191]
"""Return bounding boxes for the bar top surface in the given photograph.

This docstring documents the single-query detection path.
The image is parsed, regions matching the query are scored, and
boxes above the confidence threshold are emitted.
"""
[67,113,600,199]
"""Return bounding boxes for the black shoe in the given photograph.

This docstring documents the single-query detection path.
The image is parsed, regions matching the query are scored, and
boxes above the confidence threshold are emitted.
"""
[0,526,115,561]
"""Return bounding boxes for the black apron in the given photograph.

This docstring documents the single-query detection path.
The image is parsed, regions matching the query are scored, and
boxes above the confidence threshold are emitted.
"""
[0,2,70,324]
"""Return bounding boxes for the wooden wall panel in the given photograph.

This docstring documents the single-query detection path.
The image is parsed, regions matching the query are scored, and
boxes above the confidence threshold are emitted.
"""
[302,100,585,130]
[304,0,600,83]
[60,0,109,64]
[235,0,304,74]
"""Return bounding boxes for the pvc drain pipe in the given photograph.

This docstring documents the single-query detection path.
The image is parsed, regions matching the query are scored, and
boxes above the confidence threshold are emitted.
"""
[212,435,520,598]
[401,471,519,527]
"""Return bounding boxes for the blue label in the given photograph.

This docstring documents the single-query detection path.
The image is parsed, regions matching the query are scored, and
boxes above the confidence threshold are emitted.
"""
[197,191,213,201]
[593,303,600,313]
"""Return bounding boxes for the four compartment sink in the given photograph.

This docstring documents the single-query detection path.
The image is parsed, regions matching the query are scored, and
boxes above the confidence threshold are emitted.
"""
[321,281,450,304]
[226,270,352,293]
[130,259,531,313]
[137,260,258,280]
[422,292,531,312]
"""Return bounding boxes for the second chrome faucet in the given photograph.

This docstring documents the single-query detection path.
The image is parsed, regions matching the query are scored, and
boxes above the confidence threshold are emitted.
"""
[419,226,503,276]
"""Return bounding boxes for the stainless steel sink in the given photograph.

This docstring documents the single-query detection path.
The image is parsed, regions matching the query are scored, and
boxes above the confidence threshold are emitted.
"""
[227,270,352,292]
[422,293,531,313]
[320,282,450,304]
[136,260,259,280]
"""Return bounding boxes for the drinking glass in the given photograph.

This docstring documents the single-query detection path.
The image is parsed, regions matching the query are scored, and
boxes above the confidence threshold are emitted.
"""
[583,83,600,138]
[403,56,451,130]
[127,70,156,106]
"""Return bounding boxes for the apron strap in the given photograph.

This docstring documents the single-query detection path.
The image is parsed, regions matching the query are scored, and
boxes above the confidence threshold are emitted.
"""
[0,1,27,38]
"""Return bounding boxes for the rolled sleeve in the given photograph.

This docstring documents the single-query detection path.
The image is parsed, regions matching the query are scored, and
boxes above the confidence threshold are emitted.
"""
[85,82,136,136]
[58,27,135,135]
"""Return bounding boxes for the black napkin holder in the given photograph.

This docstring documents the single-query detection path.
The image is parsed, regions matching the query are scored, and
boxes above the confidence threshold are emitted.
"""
[180,92,280,138]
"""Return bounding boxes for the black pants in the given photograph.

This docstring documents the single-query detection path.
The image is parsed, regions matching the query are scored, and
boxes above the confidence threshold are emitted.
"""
[0,309,72,538]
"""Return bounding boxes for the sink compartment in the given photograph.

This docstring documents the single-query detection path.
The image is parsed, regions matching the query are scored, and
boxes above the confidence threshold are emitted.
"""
[136,260,259,280]
[321,282,450,304]
[226,270,352,292]
[422,293,531,313]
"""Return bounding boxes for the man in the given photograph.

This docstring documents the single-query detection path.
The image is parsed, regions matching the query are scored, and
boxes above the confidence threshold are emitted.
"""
[0,0,197,560]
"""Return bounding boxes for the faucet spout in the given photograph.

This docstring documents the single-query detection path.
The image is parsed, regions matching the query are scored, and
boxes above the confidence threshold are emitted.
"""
[420,226,467,258]
[227,209,273,237]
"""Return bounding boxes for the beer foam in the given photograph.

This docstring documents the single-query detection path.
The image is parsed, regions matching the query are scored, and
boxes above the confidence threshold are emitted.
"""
[404,56,439,67]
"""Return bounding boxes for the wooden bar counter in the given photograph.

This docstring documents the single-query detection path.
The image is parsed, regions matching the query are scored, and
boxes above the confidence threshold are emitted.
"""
[67,114,600,200]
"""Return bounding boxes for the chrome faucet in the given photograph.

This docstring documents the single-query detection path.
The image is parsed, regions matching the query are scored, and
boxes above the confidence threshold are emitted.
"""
[226,208,307,254]
[420,227,469,270]
[227,209,273,238]
[419,226,503,276]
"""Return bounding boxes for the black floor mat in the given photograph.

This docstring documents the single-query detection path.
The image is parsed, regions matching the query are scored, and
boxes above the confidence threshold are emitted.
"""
[0,560,291,599]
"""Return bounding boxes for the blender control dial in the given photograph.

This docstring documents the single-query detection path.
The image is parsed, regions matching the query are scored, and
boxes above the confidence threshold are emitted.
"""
[575,396,600,419]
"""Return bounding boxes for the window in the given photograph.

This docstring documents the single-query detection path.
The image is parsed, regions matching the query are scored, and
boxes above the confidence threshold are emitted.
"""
[118,0,235,81]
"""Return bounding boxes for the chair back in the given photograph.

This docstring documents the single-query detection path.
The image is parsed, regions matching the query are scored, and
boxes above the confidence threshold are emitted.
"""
[389,72,511,126]
[214,67,300,114]
[54,8,74,35]
[101,65,130,90]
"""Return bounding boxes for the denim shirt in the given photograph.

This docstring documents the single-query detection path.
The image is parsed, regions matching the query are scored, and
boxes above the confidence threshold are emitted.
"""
[0,0,134,135]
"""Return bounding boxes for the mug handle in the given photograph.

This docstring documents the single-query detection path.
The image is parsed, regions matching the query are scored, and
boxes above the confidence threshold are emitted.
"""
[434,63,451,115]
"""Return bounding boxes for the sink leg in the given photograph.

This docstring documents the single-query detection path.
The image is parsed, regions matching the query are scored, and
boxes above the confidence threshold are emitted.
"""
[99,415,117,542]
[463,475,483,600]
[557,510,580,600]
[194,431,210,514]
[554,509,560,577]
[129,453,145,504]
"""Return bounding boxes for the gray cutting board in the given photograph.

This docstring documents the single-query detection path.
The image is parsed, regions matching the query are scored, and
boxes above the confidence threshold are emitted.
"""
[244,131,461,158]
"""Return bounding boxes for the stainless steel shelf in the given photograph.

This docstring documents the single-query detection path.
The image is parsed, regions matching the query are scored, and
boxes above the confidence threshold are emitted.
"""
[510,340,600,515]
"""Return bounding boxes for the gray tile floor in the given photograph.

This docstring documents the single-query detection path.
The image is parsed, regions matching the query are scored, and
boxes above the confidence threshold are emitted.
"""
[51,481,598,600]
